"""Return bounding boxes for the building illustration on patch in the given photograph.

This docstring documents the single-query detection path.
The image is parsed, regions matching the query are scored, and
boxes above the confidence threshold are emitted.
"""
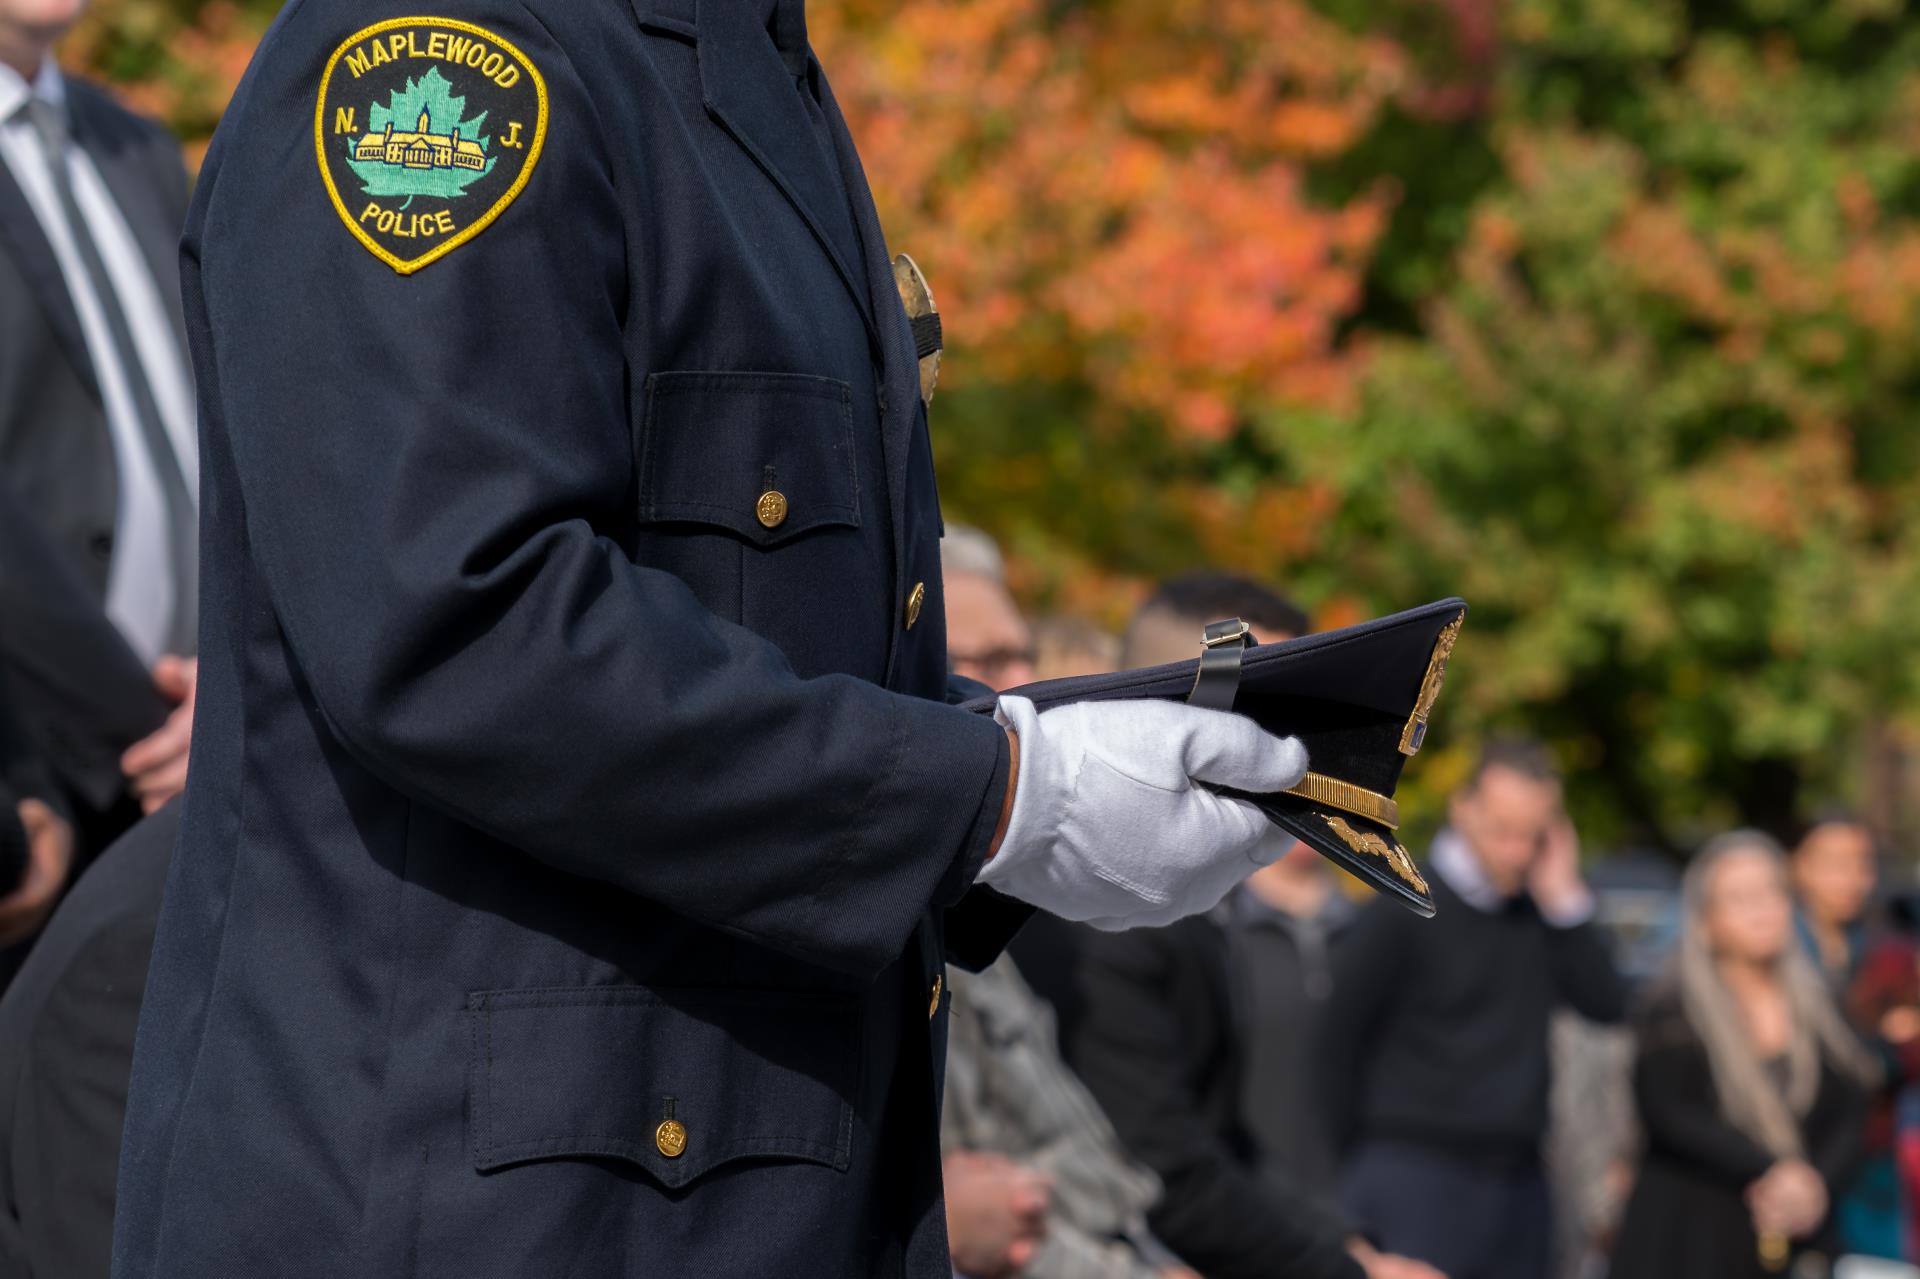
[353,107,487,174]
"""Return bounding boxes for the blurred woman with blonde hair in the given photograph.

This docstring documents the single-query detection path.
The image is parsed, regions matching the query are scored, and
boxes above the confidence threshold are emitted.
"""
[1611,830,1877,1278]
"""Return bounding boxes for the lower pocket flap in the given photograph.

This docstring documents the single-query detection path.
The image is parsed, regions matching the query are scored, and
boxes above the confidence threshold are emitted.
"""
[467,986,858,1188]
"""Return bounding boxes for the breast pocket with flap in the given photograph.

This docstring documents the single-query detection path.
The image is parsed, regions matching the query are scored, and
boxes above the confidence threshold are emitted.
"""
[634,371,886,679]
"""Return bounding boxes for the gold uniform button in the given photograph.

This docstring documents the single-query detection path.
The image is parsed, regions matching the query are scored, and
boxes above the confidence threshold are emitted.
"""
[655,1118,688,1159]
[756,490,788,529]
[905,581,927,630]
[928,972,943,1019]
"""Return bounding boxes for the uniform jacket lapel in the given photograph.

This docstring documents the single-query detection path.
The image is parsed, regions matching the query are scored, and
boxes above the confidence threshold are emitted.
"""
[0,158,99,403]
[815,70,919,629]
[684,0,923,661]
[694,0,877,338]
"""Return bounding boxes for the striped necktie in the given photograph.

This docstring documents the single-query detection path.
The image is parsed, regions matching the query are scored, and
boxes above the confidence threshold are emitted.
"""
[22,93,197,657]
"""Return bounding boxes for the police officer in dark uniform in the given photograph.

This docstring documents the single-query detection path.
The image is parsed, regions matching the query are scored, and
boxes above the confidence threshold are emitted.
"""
[110,3,1311,1275]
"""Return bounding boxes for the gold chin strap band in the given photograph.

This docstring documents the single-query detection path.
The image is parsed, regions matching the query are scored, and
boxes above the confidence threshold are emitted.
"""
[1280,772,1400,831]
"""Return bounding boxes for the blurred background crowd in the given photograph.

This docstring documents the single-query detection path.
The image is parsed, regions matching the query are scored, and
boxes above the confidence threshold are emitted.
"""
[5,0,1920,1277]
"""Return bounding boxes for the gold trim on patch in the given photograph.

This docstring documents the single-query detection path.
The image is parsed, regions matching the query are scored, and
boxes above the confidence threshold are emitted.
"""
[1281,772,1400,831]
[1398,611,1465,756]
[313,17,549,275]
[1325,816,1429,895]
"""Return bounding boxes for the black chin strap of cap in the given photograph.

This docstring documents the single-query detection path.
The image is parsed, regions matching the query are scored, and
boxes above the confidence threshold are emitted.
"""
[1187,618,1252,712]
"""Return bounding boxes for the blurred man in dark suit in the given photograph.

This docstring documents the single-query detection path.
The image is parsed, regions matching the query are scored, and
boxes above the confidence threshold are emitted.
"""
[1063,575,1445,1279]
[0,471,167,983]
[0,798,175,1278]
[1,0,199,824]
[0,696,73,957]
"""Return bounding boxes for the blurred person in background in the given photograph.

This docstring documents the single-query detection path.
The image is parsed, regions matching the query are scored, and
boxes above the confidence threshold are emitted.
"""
[0,799,178,1278]
[0,0,199,863]
[1030,616,1119,683]
[1115,578,1348,1199]
[1546,853,1684,1279]
[0,479,168,990]
[1066,575,1445,1279]
[1610,831,1877,1279]
[0,698,71,960]
[1239,840,1359,1202]
[1323,737,1628,1279]
[943,526,1038,693]
[943,958,1202,1279]
[1789,813,1900,1259]
[1793,814,1879,992]
[1014,573,1316,1042]
[1844,881,1920,1262]
[940,529,1200,1279]
[1545,1012,1636,1279]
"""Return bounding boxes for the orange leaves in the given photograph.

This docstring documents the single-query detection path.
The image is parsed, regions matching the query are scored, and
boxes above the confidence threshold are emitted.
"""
[1614,203,1739,328]
[813,0,1395,442]
[64,0,272,169]
[1055,154,1385,435]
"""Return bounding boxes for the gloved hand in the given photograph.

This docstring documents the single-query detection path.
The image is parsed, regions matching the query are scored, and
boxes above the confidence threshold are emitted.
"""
[978,695,1308,929]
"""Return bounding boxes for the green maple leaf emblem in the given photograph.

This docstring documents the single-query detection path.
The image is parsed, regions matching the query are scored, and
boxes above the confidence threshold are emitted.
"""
[344,66,497,201]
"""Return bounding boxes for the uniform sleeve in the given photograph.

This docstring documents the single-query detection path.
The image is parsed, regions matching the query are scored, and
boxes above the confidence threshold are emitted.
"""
[188,0,1006,978]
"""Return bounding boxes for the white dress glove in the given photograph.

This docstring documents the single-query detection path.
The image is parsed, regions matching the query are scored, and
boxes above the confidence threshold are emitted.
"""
[977,695,1309,930]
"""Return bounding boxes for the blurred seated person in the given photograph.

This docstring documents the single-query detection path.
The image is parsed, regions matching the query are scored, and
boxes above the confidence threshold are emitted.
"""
[0,797,179,1277]
[939,528,1198,1279]
[1030,616,1119,683]
[1611,831,1877,1279]
[944,1149,1053,1279]
[942,526,1036,693]
[1544,1010,1638,1279]
[945,958,1199,1279]
[1063,575,1443,1279]
[1792,813,1879,991]
[1011,572,1313,1044]
[0,696,73,961]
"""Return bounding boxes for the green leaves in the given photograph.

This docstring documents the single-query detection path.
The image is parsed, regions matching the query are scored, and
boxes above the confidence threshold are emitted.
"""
[81,0,1920,853]
[344,66,496,201]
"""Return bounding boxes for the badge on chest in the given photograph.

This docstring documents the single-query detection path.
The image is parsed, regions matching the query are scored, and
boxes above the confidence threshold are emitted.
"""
[314,17,548,274]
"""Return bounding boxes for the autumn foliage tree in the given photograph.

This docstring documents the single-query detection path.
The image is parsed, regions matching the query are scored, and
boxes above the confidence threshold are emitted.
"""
[810,0,1404,615]
[68,0,1920,852]
[1297,4,1920,848]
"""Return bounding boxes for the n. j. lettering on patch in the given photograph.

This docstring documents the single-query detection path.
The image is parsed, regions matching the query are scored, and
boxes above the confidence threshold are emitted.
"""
[314,18,547,274]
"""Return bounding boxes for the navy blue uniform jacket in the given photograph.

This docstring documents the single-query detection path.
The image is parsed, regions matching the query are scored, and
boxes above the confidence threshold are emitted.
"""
[112,1,1017,1274]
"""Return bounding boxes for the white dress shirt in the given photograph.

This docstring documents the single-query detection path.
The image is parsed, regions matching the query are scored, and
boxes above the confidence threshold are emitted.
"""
[0,58,196,665]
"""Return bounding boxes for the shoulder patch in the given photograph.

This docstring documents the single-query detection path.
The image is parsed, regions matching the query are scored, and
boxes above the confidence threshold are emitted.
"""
[314,17,548,274]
